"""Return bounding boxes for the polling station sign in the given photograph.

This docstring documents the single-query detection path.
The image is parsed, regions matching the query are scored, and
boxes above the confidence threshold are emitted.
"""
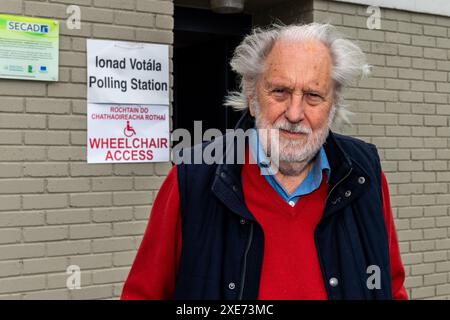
[87,104,170,163]
[0,14,59,81]
[87,39,169,105]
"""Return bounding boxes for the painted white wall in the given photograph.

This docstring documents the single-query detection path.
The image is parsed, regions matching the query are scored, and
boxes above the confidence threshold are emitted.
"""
[334,0,450,17]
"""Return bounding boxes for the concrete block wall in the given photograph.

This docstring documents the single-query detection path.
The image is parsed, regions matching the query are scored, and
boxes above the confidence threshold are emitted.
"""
[314,0,450,299]
[0,0,173,299]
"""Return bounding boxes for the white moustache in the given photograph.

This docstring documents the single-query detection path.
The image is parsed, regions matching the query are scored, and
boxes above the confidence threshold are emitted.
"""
[273,122,312,135]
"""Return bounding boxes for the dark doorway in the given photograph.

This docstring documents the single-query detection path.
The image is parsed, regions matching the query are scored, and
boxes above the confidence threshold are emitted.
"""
[173,6,252,138]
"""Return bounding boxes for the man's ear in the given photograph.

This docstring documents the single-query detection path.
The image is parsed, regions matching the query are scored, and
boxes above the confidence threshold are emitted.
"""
[248,96,255,117]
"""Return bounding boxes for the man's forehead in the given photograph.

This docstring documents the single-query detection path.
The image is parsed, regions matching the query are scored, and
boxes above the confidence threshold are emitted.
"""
[262,40,332,85]
[264,41,331,71]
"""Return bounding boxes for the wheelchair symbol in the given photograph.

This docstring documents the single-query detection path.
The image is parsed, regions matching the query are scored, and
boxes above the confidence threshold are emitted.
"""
[124,121,136,137]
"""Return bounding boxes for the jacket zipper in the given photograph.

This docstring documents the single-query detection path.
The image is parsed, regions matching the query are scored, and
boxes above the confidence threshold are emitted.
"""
[315,167,353,299]
[238,222,254,300]
[325,167,353,204]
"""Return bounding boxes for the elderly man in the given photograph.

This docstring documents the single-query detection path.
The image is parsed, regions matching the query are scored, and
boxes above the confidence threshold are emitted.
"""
[122,23,407,300]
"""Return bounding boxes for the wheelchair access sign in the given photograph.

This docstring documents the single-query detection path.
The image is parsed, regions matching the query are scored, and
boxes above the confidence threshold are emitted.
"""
[87,103,169,163]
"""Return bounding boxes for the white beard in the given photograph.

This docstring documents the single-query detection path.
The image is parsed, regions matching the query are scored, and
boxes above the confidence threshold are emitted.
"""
[253,100,335,176]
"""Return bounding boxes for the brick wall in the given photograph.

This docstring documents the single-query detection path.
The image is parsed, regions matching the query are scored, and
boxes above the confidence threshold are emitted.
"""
[313,0,450,299]
[0,0,173,299]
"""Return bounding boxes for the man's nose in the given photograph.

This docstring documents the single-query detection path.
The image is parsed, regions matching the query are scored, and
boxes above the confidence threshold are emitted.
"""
[285,93,306,123]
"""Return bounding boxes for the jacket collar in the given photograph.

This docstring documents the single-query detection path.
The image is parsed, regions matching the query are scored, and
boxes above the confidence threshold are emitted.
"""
[211,110,371,220]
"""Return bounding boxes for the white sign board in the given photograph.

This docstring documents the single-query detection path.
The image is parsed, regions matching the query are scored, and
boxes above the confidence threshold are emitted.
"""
[87,104,170,163]
[87,39,169,105]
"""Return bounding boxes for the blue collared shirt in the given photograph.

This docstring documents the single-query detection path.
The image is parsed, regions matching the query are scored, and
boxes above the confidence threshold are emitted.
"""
[248,128,331,206]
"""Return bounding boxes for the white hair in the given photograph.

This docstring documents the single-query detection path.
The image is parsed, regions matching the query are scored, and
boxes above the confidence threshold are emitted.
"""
[225,23,371,125]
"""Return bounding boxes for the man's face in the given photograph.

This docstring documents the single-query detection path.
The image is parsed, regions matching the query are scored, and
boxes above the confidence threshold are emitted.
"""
[250,40,335,168]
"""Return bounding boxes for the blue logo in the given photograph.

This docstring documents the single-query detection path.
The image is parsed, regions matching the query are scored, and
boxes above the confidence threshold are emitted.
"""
[39,65,48,73]
[40,25,49,33]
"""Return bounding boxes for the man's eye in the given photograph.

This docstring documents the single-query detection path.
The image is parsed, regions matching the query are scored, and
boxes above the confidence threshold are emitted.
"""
[306,92,323,100]
[270,89,288,101]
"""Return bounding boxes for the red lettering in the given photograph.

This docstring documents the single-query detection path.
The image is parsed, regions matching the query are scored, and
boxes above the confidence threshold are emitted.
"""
[89,138,101,149]
[104,149,154,162]
[105,150,114,161]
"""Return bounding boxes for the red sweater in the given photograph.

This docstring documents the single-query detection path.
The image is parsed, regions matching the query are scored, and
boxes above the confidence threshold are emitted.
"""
[242,162,329,299]
[121,159,408,300]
